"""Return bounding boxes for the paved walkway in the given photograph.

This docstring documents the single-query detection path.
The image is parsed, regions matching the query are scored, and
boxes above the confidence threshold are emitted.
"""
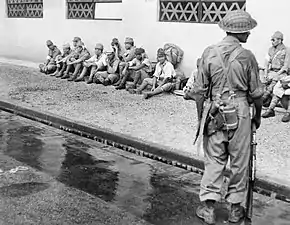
[0,58,289,187]
[1,111,290,225]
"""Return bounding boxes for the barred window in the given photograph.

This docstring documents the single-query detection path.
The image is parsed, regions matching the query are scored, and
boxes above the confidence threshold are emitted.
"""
[67,0,122,20]
[159,0,246,24]
[7,0,43,18]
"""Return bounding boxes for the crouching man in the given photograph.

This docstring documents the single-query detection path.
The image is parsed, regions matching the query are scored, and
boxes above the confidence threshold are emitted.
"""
[129,48,176,99]
[116,48,152,90]
[75,43,107,83]
[51,43,72,77]
[62,42,91,81]
[39,40,61,74]
[94,50,120,86]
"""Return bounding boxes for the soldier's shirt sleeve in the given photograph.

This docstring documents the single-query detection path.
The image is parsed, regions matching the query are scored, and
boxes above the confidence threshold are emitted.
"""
[247,50,264,99]
[190,47,211,100]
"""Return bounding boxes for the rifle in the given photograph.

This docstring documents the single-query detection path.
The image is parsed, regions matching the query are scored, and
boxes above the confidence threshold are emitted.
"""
[245,115,257,220]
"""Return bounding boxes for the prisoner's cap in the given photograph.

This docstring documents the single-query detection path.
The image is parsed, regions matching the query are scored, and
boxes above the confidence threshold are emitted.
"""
[272,31,284,40]
[125,37,134,44]
[95,43,104,50]
[135,48,145,55]
[111,38,119,46]
[63,43,70,49]
[73,37,81,42]
[46,40,53,46]
[157,48,166,57]
[218,10,257,33]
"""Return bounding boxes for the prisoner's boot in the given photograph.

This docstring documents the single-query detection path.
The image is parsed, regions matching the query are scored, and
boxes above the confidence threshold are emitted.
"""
[228,204,244,223]
[196,204,216,225]
[103,79,111,86]
[262,109,275,118]
[143,93,153,99]
[86,77,94,84]
[282,112,290,123]
[68,74,78,82]
[74,76,85,82]
[115,82,126,90]
[50,70,59,77]
[113,79,121,87]
[61,73,70,79]
[56,71,63,78]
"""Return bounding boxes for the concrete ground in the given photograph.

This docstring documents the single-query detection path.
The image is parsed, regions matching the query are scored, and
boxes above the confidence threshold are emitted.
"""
[0,110,290,225]
[0,58,289,188]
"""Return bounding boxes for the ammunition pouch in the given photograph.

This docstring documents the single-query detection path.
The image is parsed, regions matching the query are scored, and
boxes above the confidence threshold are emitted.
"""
[205,101,239,136]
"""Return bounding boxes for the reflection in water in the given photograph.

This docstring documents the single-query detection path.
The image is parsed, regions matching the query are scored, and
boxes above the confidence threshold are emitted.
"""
[4,126,45,171]
[57,142,119,202]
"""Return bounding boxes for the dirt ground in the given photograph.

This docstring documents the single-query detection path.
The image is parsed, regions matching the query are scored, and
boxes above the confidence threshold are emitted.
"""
[0,61,289,185]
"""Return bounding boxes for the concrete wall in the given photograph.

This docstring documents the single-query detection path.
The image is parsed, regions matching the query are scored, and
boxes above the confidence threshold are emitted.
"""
[0,0,290,76]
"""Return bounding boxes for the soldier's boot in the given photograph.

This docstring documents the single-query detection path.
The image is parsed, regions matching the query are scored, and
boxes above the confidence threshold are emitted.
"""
[196,203,216,225]
[262,109,275,118]
[228,204,244,223]
[282,112,290,122]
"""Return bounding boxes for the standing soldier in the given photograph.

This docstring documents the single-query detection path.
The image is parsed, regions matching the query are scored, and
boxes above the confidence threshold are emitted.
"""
[191,10,263,224]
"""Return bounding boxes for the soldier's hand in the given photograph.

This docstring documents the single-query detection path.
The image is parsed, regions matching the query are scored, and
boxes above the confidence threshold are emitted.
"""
[252,116,261,129]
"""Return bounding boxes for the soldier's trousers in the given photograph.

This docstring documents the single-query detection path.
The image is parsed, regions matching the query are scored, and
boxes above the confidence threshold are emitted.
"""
[200,98,251,204]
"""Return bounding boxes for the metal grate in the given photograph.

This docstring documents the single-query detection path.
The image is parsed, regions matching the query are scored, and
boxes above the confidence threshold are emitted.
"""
[67,2,95,19]
[159,0,246,24]
[7,0,43,18]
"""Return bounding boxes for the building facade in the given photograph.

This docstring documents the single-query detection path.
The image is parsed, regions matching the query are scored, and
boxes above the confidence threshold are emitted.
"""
[0,0,289,76]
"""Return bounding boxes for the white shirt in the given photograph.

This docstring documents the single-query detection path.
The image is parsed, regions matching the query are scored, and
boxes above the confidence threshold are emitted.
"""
[153,60,176,80]
[86,53,107,68]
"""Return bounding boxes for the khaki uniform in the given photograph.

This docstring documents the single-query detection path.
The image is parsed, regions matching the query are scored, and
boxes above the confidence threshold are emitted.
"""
[95,57,120,83]
[39,45,61,73]
[264,44,290,95]
[192,36,263,204]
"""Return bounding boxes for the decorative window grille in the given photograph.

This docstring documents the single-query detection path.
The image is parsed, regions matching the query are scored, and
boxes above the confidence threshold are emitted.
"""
[7,0,43,18]
[67,0,122,20]
[159,0,246,24]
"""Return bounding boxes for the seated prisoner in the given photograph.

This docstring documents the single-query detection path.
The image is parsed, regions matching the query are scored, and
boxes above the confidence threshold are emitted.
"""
[114,37,136,87]
[262,76,290,120]
[94,50,120,86]
[75,43,107,84]
[116,48,152,90]
[51,43,72,77]
[56,37,81,78]
[262,31,290,107]
[62,42,91,81]
[39,40,61,74]
[129,48,176,99]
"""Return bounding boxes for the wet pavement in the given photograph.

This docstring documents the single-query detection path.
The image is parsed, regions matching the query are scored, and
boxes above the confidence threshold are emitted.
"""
[0,111,289,225]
